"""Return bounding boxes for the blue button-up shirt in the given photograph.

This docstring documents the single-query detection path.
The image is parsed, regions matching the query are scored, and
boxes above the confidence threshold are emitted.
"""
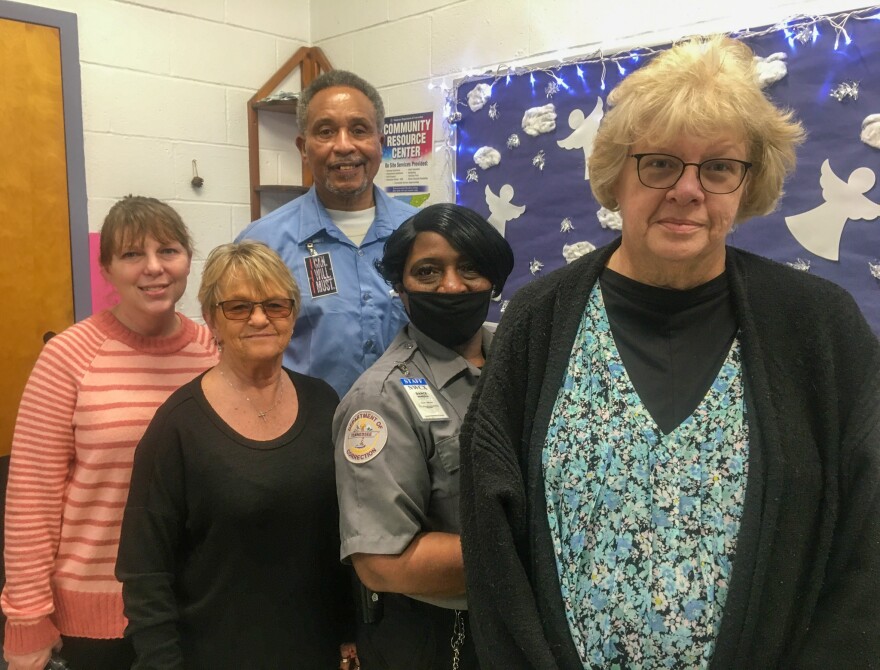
[236,186,417,396]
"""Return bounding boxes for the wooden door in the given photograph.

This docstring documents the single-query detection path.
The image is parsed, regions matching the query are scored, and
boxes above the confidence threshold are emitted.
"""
[0,16,75,456]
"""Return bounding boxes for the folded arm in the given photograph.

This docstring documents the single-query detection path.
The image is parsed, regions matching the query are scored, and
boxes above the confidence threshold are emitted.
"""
[352,531,465,597]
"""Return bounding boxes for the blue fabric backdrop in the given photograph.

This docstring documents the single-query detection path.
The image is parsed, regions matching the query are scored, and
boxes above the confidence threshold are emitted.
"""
[453,9,880,333]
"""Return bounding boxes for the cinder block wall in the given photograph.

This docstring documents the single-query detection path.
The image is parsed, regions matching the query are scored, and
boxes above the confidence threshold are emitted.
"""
[23,0,861,319]
[25,0,309,317]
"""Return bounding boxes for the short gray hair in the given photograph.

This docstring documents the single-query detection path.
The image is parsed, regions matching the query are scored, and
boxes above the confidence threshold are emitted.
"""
[297,70,385,132]
[199,241,300,321]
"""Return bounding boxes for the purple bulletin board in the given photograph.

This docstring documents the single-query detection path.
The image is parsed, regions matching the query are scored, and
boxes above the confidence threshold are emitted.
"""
[452,7,880,334]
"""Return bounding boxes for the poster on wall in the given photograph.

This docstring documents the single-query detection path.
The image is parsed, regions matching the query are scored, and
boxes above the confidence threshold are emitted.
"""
[379,111,433,207]
[452,7,880,333]
[89,232,118,312]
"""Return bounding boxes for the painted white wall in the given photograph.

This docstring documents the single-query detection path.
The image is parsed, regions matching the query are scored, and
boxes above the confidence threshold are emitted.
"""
[22,0,869,319]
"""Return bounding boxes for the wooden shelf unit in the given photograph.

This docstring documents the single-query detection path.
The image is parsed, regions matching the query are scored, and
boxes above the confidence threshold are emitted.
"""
[247,46,332,221]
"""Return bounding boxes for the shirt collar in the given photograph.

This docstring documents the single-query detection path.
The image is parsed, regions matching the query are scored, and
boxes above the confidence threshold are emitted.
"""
[404,322,492,389]
[298,185,395,245]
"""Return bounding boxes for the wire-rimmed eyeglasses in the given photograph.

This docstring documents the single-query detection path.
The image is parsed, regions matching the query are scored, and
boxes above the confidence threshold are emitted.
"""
[629,153,752,194]
[216,299,295,320]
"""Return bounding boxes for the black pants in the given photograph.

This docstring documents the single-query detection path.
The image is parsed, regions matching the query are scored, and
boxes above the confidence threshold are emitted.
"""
[58,635,135,670]
[356,594,479,670]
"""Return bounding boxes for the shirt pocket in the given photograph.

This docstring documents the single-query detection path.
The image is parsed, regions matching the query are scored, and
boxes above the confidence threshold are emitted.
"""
[433,432,461,475]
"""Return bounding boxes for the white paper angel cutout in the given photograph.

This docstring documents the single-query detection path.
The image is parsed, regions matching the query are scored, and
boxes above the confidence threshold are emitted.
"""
[485,184,526,237]
[785,159,880,261]
[556,97,604,179]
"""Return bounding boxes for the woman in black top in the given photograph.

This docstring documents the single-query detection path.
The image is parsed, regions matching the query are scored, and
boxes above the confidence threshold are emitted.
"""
[117,241,356,669]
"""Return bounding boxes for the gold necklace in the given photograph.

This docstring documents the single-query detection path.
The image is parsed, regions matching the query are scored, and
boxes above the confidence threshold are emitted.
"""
[219,368,284,421]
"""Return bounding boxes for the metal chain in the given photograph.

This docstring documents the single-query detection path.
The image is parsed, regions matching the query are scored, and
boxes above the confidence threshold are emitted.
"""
[450,609,465,670]
[218,368,283,421]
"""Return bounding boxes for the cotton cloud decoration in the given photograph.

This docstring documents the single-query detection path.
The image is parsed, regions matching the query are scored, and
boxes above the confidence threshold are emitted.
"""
[473,146,501,169]
[467,83,493,112]
[522,104,557,136]
[861,114,880,149]
[754,52,788,88]
[562,241,597,263]
[597,206,623,231]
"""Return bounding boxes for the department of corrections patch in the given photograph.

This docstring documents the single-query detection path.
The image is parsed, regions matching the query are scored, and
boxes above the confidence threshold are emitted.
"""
[343,409,388,464]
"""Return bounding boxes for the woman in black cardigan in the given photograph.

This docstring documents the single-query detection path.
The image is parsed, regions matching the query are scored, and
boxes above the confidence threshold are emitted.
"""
[460,35,880,669]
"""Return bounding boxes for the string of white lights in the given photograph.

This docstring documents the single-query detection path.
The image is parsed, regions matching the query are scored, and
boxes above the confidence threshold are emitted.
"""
[429,5,880,201]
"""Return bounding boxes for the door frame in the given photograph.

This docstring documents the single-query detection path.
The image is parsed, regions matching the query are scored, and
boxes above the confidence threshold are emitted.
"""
[0,0,90,319]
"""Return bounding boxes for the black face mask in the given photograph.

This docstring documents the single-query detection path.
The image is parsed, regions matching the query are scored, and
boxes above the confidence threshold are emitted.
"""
[404,289,493,349]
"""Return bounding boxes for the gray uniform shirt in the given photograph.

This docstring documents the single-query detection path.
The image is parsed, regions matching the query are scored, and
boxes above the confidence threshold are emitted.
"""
[333,324,491,608]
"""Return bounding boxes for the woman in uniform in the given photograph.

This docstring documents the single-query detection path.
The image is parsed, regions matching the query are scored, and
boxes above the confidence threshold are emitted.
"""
[333,203,514,670]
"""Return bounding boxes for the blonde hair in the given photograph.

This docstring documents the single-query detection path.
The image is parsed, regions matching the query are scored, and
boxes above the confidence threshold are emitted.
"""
[589,35,806,221]
[198,241,301,319]
[100,195,193,266]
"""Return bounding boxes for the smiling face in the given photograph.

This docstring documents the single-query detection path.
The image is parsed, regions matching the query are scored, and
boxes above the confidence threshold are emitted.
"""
[610,134,748,288]
[102,234,191,335]
[399,231,492,304]
[207,277,294,367]
[296,86,384,211]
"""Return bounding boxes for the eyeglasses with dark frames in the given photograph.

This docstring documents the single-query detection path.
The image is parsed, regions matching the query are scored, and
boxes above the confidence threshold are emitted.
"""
[216,299,295,320]
[629,153,752,194]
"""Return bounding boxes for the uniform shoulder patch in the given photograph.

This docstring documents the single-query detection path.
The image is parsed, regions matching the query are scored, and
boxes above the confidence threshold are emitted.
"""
[343,409,388,464]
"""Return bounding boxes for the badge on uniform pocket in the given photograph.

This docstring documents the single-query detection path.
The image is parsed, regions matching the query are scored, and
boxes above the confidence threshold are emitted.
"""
[400,378,449,421]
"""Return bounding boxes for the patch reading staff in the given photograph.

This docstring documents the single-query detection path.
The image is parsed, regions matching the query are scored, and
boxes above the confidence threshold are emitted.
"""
[400,378,449,421]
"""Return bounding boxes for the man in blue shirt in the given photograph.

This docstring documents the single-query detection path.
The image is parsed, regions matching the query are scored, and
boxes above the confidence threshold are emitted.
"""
[237,71,417,396]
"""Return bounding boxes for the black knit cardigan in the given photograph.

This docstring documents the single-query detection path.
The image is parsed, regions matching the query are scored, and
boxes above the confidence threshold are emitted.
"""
[460,240,880,669]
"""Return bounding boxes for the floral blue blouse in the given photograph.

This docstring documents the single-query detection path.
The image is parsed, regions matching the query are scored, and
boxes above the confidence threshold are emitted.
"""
[543,284,749,669]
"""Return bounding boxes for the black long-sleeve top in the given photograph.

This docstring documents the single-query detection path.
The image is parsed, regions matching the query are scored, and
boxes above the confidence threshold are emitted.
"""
[117,369,353,670]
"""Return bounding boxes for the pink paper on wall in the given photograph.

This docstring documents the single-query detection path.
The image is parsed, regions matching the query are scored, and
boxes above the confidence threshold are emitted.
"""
[89,232,118,313]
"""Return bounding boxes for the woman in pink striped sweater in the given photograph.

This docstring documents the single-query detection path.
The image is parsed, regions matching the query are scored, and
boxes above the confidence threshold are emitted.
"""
[2,196,218,670]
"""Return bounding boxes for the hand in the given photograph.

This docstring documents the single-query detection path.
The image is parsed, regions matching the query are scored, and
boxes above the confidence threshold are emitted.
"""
[339,641,359,670]
[6,644,54,670]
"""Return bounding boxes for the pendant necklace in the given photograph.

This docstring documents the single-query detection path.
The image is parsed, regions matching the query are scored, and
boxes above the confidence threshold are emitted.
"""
[219,368,284,421]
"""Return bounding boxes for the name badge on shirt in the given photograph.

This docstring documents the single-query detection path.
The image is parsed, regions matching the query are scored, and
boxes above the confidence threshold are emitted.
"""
[304,252,338,298]
[400,378,449,421]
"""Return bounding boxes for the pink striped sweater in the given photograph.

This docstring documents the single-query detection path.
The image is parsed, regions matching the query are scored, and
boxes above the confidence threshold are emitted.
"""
[2,310,217,654]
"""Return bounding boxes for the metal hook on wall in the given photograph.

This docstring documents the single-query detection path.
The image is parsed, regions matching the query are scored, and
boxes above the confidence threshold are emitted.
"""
[191,159,204,188]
